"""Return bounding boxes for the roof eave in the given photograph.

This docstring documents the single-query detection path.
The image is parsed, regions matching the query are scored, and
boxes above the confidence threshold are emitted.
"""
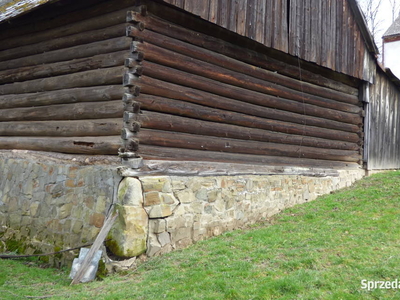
[347,0,380,55]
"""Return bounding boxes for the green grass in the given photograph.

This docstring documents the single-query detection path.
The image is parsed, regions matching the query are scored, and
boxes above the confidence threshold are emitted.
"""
[2,171,400,299]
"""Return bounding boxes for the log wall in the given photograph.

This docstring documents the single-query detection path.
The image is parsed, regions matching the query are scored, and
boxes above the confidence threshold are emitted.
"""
[1,0,366,168]
[0,0,144,155]
[125,5,364,168]
[161,0,370,81]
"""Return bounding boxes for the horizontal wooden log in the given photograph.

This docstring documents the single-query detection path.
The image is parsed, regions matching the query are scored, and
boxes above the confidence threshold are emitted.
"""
[139,110,360,151]
[137,94,361,143]
[0,119,122,136]
[141,60,362,116]
[137,46,362,120]
[0,51,127,84]
[0,136,121,155]
[0,37,132,71]
[0,67,126,95]
[0,8,131,51]
[128,11,359,95]
[0,100,123,122]
[0,0,142,41]
[0,24,128,63]
[128,27,360,105]
[119,160,342,177]
[138,129,361,162]
[138,145,361,169]
[138,76,361,134]
[0,86,125,109]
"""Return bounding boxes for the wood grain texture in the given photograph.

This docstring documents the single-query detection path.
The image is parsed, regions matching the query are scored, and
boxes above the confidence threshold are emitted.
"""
[160,0,368,80]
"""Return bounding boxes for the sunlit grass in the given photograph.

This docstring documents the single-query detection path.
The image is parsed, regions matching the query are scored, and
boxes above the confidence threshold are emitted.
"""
[1,171,400,299]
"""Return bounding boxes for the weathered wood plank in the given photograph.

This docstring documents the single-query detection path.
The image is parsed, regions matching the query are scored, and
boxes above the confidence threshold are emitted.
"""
[264,0,273,48]
[367,70,400,169]
[208,0,218,24]
[138,145,361,169]
[227,0,238,32]
[335,0,343,73]
[236,0,247,36]
[71,211,118,285]
[320,0,328,66]
[255,0,266,45]
[184,0,209,19]
[217,0,229,28]
[288,0,300,56]
[119,160,342,177]
[245,0,256,40]
[328,0,337,70]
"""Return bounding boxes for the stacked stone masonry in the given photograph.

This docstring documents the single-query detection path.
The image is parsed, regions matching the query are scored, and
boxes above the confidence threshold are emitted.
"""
[0,151,365,265]
[111,169,365,258]
[0,151,121,266]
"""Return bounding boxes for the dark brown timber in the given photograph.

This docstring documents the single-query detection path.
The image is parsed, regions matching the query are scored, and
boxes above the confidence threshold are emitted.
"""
[0,8,130,51]
[128,27,360,105]
[0,51,127,84]
[138,129,361,162]
[137,76,361,133]
[0,101,123,121]
[0,119,122,136]
[140,61,362,116]
[136,94,360,143]
[0,86,125,109]
[0,0,143,41]
[139,110,360,151]
[0,24,127,62]
[127,11,359,95]
[0,67,125,95]
[0,136,120,154]
[0,37,132,71]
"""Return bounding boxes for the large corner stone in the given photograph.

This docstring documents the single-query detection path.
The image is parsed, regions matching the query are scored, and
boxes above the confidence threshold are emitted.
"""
[107,178,148,258]
[118,177,143,206]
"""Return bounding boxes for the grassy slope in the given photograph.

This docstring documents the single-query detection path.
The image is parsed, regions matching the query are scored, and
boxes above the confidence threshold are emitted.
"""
[1,171,400,299]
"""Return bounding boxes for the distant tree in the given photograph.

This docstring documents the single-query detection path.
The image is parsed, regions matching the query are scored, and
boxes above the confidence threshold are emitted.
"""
[388,0,400,22]
[358,0,383,41]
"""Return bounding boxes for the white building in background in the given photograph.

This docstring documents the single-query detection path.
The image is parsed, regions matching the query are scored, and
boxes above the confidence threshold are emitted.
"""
[383,15,400,78]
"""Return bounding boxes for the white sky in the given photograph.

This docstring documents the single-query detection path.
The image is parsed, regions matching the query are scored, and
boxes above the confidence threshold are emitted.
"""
[358,0,400,53]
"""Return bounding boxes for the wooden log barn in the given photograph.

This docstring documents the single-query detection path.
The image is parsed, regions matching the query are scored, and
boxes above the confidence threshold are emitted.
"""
[0,0,399,263]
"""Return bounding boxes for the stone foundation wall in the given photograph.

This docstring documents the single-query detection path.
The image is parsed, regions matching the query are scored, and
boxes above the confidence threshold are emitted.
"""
[110,169,365,258]
[0,150,366,267]
[0,151,121,266]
